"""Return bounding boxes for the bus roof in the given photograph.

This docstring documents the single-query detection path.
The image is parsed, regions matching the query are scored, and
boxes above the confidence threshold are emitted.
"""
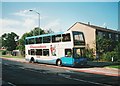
[26,32,64,39]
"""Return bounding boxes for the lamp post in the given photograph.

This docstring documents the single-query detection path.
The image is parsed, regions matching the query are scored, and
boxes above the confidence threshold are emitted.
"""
[29,10,40,35]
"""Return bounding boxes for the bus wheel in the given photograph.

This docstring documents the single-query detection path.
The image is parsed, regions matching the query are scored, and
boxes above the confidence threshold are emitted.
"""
[56,60,62,66]
[30,57,35,63]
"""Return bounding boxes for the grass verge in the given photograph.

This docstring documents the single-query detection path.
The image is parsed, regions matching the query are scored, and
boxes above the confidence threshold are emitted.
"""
[105,65,120,69]
[2,55,25,59]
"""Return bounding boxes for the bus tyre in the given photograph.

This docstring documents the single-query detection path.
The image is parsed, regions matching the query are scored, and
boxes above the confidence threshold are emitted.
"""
[30,57,35,63]
[56,60,62,66]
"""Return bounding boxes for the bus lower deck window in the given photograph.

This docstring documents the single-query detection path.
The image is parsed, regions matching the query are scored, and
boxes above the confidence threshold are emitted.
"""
[31,49,35,55]
[43,49,49,56]
[65,49,72,57]
[36,49,42,55]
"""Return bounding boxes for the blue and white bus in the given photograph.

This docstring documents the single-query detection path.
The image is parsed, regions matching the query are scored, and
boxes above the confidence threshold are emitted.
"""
[25,31,87,67]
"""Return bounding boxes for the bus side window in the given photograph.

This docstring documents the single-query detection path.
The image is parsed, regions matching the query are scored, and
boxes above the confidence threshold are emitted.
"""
[62,33,71,42]
[52,34,61,42]
[31,49,35,55]
[25,39,29,45]
[43,49,49,56]
[29,38,35,44]
[43,36,51,43]
[36,37,42,44]
[36,49,42,55]
[65,49,72,57]
[28,50,31,55]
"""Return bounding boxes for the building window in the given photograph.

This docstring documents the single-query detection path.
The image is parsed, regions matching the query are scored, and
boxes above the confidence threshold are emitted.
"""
[98,31,103,38]
[115,34,118,41]
[109,33,112,38]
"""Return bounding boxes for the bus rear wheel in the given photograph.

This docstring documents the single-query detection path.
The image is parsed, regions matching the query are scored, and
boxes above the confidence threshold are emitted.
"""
[56,60,62,66]
[30,57,35,63]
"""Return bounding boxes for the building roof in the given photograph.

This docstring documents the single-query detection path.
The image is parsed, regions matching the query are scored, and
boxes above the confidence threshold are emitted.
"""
[68,22,120,34]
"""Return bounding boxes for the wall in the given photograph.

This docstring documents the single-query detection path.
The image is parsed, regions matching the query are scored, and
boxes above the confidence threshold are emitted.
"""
[68,22,96,51]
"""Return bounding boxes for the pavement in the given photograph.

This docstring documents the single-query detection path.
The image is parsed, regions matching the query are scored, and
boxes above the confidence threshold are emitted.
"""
[1,57,120,77]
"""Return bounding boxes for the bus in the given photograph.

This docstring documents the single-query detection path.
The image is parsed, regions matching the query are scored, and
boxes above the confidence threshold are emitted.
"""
[25,31,87,67]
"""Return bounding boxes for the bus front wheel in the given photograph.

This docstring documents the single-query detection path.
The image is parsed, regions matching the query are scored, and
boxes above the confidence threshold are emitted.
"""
[56,60,62,66]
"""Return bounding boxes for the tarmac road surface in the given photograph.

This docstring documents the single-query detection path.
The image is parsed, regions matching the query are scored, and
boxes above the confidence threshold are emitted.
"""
[1,58,119,86]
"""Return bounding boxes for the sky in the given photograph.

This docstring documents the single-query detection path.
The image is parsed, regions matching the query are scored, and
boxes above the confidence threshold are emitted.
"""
[0,1,119,38]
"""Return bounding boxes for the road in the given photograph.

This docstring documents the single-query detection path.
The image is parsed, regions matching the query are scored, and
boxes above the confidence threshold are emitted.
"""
[1,59,119,86]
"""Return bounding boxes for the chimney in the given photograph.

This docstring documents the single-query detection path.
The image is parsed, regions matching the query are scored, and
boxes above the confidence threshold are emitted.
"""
[105,26,107,29]
[88,22,90,25]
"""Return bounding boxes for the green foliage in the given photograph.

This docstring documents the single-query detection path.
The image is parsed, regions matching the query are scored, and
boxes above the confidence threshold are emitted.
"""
[2,50,7,55]
[30,27,45,36]
[106,65,120,69]
[96,35,120,62]
[114,42,120,62]
[17,27,54,56]
[1,32,19,51]
[101,51,117,61]
[100,42,120,62]
[0,37,2,49]
[85,49,94,61]
[96,35,113,54]
[16,32,31,56]
[67,51,72,57]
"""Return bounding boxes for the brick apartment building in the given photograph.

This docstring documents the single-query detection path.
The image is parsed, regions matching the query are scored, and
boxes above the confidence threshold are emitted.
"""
[68,22,120,54]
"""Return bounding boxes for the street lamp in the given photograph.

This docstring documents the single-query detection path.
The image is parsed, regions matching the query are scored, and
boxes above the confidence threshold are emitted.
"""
[29,10,40,35]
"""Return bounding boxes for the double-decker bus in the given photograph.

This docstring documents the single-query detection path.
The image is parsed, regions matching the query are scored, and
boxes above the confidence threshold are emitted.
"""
[25,31,87,67]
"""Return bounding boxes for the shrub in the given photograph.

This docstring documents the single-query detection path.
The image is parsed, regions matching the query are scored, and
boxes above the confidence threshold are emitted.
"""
[2,50,7,55]
[101,51,118,62]
[85,49,94,61]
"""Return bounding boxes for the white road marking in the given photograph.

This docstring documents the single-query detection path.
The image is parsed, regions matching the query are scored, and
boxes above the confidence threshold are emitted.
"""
[19,67,25,69]
[3,63,9,66]
[58,73,71,78]
[7,82,16,86]
[65,70,71,73]
[58,73,112,86]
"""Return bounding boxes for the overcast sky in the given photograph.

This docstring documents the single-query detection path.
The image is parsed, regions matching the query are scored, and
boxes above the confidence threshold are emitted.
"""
[0,1,119,38]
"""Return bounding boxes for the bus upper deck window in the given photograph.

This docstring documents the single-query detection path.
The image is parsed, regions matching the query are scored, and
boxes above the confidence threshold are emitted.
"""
[29,38,35,44]
[25,39,29,45]
[36,37,42,44]
[52,34,61,42]
[43,36,51,43]
[62,33,71,42]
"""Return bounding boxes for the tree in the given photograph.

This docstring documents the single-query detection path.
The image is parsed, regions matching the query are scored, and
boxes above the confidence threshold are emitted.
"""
[1,32,19,51]
[17,27,54,56]
[96,35,113,54]
[46,28,54,34]
[114,42,120,61]
[30,27,45,36]
[0,37,2,49]
[96,35,120,61]
[16,32,31,56]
